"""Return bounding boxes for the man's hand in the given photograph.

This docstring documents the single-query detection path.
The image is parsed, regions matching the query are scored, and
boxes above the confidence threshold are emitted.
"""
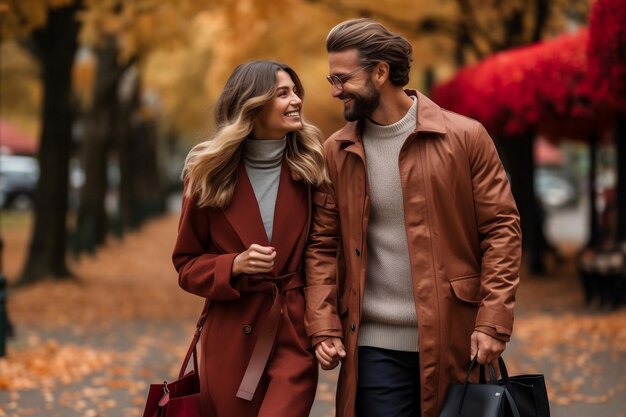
[470,330,505,365]
[315,337,346,370]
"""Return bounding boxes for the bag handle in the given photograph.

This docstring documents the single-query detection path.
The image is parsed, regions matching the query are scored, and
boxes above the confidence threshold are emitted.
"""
[497,356,511,384]
[457,356,522,417]
[478,363,498,384]
[177,300,211,379]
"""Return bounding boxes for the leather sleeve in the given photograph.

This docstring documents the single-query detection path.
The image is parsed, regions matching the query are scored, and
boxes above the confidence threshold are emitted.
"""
[304,144,343,340]
[467,123,521,340]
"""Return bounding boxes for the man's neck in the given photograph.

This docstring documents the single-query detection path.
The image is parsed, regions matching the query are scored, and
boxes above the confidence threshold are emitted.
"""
[369,88,414,126]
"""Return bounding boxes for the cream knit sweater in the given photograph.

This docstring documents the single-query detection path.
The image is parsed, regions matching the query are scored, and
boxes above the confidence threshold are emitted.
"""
[359,97,419,352]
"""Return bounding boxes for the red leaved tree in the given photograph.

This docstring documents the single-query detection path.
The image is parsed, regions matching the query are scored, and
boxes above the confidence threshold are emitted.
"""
[586,0,626,241]
[431,29,608,273]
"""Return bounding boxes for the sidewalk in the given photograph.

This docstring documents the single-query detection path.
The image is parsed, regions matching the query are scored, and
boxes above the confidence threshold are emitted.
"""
[0,321,338,417]
[1,213,625,417]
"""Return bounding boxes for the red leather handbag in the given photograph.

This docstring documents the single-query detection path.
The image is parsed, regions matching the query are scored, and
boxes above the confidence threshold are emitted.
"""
[143,306,208,417]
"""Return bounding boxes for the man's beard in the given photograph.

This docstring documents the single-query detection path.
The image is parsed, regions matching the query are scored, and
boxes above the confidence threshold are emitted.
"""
[342,81,380,122]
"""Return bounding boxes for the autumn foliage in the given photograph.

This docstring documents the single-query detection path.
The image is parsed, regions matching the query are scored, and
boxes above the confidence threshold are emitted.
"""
[430,29,604,139]
[586,0,626,113]
[431,0,625,140]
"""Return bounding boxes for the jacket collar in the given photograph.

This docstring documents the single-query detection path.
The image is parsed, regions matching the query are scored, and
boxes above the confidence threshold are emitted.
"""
[333,89,447,146]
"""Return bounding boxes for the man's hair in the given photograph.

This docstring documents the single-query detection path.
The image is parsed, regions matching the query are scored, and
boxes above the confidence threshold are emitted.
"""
[326,18,412,87]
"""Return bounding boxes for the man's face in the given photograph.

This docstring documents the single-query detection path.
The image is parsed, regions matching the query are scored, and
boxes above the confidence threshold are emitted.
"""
[328,49,380,122]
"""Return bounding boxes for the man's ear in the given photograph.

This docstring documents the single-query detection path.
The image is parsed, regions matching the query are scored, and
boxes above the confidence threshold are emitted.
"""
[374,62,389,86]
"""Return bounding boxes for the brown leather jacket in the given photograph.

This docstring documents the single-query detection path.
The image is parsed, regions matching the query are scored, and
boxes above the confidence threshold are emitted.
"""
[304,91,521,417]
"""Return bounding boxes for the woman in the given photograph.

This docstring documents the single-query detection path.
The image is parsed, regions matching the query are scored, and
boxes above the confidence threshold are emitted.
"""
[172,60,327,416]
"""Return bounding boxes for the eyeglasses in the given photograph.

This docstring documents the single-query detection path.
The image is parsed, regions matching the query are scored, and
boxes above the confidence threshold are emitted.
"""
[326,63,375,90]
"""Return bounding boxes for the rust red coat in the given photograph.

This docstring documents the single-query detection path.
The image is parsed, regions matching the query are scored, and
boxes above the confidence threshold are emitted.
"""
[305,91,521,417]
[173,162,318,417]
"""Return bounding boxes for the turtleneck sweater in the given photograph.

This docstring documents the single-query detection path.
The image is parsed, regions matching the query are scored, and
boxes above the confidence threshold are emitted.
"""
[243,137,286,242]
[359,97,419,352]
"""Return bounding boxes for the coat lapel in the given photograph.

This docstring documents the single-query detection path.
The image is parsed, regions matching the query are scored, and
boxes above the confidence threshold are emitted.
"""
[271,161,308,272]
[222,161,308,274]
[222,164,270,249]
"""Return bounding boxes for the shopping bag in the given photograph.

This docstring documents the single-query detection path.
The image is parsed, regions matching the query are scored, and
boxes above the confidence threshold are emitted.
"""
[143,306,209,417]
[440,357,521,417]
[497,357,550,417]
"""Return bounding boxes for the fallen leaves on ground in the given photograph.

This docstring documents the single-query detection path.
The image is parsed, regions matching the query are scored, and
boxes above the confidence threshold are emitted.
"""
[0,339,114,390]
[4,213,203,327]
[1,212,626,415]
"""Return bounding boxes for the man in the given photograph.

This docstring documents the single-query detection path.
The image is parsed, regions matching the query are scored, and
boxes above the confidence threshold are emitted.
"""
[304,18,521,417]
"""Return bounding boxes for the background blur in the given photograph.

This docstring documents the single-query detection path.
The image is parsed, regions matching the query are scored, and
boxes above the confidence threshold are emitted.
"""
[0,1,625,416]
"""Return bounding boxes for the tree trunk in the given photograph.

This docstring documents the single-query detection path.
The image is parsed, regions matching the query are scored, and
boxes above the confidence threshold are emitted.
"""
[74,36,124,254]
[117,69,166,232]
[18,3,81,285]
[615,116,626,242]
[498,133,546,274]
[587,133,601,247]
[117,69,142,231]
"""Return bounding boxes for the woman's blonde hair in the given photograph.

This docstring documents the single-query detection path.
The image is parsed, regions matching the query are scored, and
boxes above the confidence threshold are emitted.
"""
[183,60,328,208]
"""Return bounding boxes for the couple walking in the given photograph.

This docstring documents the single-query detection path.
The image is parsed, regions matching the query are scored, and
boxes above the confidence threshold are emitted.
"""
[172,18,521,417]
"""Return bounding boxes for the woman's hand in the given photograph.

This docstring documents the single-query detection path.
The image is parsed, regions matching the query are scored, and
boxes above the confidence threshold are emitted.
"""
[232,243,276,275]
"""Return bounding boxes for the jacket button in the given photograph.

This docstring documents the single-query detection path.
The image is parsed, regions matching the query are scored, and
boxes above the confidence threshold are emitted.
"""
[243,325,252,334]
[350,323,356,332]
[355,248,361,256]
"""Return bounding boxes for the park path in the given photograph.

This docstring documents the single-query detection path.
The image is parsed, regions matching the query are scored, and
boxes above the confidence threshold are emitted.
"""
[1,212,625,417]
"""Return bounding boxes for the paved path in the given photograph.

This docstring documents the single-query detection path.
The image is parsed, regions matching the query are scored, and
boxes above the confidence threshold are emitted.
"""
[2,304,625,417]
[0,321,338,417]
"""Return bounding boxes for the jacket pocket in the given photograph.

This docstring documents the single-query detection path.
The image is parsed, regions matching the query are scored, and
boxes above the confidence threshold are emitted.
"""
[449,274,481,305]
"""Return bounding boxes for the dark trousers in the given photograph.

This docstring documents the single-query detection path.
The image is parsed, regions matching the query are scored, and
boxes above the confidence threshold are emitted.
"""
[356,346,421,417]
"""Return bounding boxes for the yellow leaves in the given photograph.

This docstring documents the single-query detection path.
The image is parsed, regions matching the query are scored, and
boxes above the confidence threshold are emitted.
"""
[80,0,209,61]
[0,0,48,38]
[0,0,79,39]
[508,269,626,408]
[0,341,115,390]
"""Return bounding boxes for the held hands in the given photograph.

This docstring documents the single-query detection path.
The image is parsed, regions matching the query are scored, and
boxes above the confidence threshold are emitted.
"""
[470,330,506,366]
[232,243,276,275]
[315,337,346,370]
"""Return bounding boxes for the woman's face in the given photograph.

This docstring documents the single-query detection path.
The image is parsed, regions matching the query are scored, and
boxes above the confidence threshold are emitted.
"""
[252,70,303,140]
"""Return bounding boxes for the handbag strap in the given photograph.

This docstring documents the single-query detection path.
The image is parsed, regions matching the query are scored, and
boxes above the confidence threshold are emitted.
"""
[504,386,522,417]
[177,300,211,379]
[459,357,521,417]
[497,356,511,383]
[478,363,498,384]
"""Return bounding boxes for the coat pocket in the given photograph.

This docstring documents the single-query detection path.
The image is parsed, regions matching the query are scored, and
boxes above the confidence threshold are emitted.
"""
[449,274,481,305]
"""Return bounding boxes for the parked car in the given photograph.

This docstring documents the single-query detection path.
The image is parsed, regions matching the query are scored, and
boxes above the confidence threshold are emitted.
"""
[535,167,579,210]
[0,154,39,210]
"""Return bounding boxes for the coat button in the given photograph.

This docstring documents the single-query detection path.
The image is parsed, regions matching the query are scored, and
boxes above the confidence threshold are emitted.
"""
[355,248,361,256]
[243,325,252,334]
[350,323,356,332]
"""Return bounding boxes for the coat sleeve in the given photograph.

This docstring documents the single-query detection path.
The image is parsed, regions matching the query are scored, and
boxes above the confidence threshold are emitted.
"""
[467,123,522,342]
[304,147,343,344]
[172,192,241,301]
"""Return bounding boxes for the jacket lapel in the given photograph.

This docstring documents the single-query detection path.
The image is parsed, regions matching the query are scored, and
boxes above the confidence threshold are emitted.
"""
[222,164,270,249]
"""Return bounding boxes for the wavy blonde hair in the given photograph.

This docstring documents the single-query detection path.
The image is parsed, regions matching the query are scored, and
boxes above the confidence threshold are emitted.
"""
[183,61,328,208]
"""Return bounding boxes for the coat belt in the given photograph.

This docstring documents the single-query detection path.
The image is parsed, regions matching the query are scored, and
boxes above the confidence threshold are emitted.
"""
[235,271,303,401]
